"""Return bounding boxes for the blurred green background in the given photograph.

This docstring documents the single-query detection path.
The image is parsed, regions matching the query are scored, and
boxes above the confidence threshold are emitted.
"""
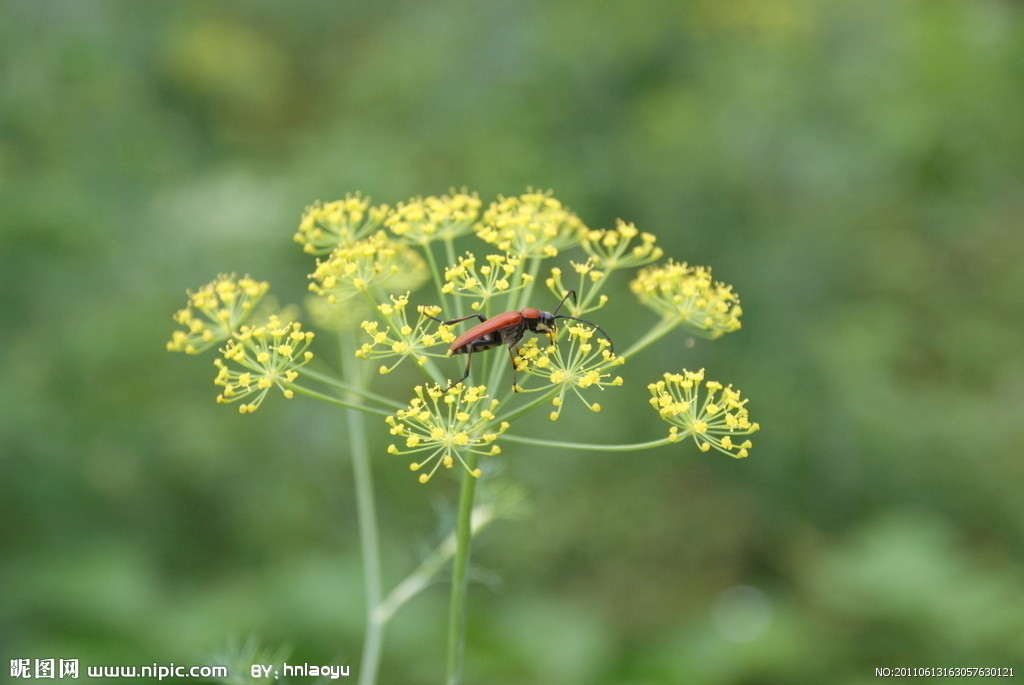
[3,0,1024,683]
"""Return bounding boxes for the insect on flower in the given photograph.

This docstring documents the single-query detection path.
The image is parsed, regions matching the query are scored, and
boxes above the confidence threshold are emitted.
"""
[426,290,614,389]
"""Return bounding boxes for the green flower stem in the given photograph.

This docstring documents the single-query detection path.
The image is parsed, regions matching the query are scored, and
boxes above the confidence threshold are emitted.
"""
[418,357,451,388]
[301,366,405,410]
[495,386,560,424]
[338,334,385,685]
[445,451,480,685]
[443,238,458,284]
[515,256,544,310]
[422,242,450,313]
[483,346,509,395]
[577,270,608,314]
[374,502,497,625]
[618,318,679,360]
[348,406,384,685]
[442,237,467,320]
[501,433,674,452]
[287,383,394,417]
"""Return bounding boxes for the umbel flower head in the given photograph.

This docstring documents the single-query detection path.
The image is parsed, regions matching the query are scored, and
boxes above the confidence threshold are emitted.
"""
[581,219,663,270]
[441,252,534,310]
[384,190,482,245]
[214,316,315,414]
[630,260,742,339]
[308,231,427,304]
[356,294,455,374]
[475,189,587,258]
[648,368,759,458]
[167,274,270,354]
[385,384,509,483]
[294,193,390,255]
[516,325,624,420]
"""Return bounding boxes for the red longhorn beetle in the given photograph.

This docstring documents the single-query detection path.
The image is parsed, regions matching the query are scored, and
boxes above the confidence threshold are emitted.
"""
[426,291,613,389]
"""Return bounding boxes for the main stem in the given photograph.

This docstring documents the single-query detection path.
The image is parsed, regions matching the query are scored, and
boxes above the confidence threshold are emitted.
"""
[340,334,385,685]
[349,407,384,685]
[445,453,479,685]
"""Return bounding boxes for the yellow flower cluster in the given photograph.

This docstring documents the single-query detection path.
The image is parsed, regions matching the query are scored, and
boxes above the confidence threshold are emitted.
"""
[516,325,624,420]
[167,274,270,354]
[384,191,482,245]
[213,316,315,414]
[294,193,389,255]
[356,294,455,374]
[630,260,743,338]
[441,253,533,310]
[475,190,587,258]
[385,384,509,483]
[581,219,663,270]
[647,368,758,458]
[308,231,427,304]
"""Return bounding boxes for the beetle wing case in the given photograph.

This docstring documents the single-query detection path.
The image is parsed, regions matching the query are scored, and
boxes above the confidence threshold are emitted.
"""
[449,311,525,353]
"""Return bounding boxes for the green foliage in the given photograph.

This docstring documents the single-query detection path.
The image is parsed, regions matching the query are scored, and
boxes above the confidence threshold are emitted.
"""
[3,0,1023,682]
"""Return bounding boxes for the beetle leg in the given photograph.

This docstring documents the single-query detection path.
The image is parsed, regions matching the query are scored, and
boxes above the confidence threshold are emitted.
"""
[444,348,475,390]
[425,312,487,327]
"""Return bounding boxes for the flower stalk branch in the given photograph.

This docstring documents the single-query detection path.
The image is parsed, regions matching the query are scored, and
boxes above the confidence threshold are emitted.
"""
[446,453,480,685]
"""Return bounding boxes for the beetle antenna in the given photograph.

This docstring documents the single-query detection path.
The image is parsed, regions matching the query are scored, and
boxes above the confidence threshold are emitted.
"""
[552,290,577,317]
[552,315,615,354]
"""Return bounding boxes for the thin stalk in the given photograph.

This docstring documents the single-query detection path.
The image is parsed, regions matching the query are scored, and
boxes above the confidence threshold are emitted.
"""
[501,433,673,452]
[618,318,678,361]
[349,406,384,685]
[483,344,508,395]
[443,238,458,284]
[339,334,385,685]
[494,386,560,424]
[443,237,465,319]
[374,502,497,625]
[422,242,450,313]
[445,452,480,685]
[418,357,450,388]
[292,382,395,413]
[287,383,394,417]
[515,256,544,310]
[576,270,610,315]
[302,366,406,410]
